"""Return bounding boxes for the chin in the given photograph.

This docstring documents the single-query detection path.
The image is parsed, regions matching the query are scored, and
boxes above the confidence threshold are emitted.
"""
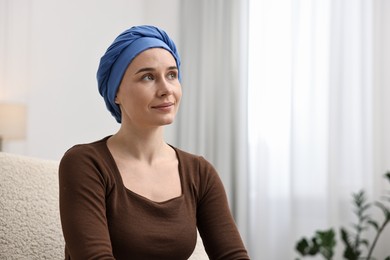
[159,117,175,126]
[161,120,174,126]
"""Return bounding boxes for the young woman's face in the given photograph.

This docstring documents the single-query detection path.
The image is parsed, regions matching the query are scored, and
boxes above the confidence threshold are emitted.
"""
[115,48,182,129]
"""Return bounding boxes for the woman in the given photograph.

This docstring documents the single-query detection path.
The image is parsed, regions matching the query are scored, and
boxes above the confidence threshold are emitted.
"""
[59,25,249,260]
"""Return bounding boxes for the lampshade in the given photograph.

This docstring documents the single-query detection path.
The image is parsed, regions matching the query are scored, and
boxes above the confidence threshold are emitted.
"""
[0,103,27,140]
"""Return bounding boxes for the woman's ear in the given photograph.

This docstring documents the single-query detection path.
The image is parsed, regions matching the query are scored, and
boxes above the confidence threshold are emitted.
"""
[114,96,119,104]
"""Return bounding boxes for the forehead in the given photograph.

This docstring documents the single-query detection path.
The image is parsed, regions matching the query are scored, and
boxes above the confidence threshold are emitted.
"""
[128,48,176,69]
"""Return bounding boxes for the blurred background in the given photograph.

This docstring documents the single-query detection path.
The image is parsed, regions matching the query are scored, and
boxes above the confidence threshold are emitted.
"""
[1,0,389,259]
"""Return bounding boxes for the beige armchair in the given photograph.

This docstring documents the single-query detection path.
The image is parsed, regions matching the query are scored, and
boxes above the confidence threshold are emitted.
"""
[0,152,207,259]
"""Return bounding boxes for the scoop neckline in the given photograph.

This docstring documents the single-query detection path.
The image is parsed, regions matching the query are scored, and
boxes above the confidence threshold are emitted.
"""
[102,136,184,204]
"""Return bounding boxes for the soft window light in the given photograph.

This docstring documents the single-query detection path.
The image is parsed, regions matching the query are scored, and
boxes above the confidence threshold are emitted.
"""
[0,103,27,151]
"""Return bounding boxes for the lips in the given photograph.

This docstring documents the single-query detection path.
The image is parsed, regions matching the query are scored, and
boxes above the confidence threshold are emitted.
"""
[151,102,174,109]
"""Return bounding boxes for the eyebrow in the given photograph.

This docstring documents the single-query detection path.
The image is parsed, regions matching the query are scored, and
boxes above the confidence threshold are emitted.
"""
[135,66,178,75]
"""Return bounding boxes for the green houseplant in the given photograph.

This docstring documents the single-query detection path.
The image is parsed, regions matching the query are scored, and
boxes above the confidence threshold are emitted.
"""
[295,172,390,260]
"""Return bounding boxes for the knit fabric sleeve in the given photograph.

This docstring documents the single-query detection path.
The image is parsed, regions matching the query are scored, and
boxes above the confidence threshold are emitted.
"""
[195,157,250,260]
[59,144,115,260]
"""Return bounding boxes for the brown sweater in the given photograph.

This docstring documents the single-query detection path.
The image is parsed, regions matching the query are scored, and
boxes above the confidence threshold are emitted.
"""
[59,136,249,260]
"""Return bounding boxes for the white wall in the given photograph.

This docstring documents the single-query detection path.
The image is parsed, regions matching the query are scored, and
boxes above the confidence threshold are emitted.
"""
[0,0,180,160]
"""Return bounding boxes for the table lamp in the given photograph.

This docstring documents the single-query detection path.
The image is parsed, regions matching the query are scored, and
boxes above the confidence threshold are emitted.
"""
[0,103,27,151]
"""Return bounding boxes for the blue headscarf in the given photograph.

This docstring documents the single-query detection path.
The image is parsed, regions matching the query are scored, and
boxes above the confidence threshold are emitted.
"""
[97,25,181,123]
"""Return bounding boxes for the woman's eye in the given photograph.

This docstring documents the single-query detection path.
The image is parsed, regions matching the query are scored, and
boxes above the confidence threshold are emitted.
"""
[142,74,154,81]
[167,71,177,80]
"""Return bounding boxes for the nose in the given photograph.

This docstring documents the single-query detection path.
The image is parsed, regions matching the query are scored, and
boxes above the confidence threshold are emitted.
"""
[157,77,173,97]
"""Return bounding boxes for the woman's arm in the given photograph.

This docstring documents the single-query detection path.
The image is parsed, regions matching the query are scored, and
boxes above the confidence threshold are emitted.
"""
[59,146,115,260]
[196,158,250,260]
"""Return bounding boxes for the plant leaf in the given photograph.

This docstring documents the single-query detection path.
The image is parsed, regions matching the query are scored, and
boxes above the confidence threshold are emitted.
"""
[343,245,360,260]
[359,239,369,248]
[361,214,371,221]
[367,220,379,231]
[296,238,309,256]
[385,172,390,183]
[308,237,320,255]
[361,204,371,211]
[375,201,390,219]
[341,228,353,248]
[317,229,336,246]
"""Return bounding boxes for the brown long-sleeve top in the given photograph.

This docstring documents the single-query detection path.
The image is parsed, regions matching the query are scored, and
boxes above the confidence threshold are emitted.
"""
[59,136,249,260]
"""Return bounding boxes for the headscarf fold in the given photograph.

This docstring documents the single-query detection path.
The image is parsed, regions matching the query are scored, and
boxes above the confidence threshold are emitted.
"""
[97,25,181,123]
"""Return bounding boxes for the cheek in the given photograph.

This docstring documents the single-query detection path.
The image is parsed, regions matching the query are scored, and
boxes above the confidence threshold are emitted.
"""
[116,87,143,112]
[175,85,183,102]
[176,92,182,103]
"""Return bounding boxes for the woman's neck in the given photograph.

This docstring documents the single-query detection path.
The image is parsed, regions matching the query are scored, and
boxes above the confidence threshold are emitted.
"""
[108,125,170,164]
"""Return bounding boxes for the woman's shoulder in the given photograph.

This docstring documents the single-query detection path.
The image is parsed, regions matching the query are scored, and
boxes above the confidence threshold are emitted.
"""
[171,146,208,165]
[170,145,218,178]
[61,136,111,163]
